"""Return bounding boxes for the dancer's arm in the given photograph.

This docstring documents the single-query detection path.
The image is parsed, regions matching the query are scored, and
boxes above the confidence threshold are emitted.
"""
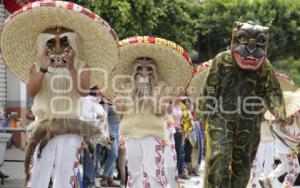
[27,48,50,97]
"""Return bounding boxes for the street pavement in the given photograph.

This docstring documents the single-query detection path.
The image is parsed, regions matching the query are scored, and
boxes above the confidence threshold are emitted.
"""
[1,148,205,188]
[3,148,300,188]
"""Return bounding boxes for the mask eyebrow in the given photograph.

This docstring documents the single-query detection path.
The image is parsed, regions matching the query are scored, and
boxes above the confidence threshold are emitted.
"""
[60,36,69,43]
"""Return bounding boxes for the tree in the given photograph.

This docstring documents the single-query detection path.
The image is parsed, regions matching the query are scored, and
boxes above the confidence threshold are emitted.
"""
[71,0,300,86]
[194,0,300,62]
[71,0,197,51]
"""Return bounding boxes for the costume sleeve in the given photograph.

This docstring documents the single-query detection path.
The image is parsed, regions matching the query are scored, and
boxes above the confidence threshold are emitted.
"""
[198,54,221,122]
[262,60,286,120]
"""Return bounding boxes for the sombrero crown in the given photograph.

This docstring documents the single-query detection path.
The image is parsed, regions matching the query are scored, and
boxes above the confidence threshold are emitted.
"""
[265,91,300,121]
[108,36,193,98]
[187,60,213,100]
[275,72,295,92]
[0,1,119,87]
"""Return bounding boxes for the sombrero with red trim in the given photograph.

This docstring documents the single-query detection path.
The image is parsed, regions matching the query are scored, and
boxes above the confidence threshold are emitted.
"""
[265,91,300,121]
[0,1,119,86]
[108,36,193,98]
[275,72,295,91]
[186,59,213,100]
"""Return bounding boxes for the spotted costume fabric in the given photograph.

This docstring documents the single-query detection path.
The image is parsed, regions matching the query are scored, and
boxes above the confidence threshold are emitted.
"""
[199,50,285,188]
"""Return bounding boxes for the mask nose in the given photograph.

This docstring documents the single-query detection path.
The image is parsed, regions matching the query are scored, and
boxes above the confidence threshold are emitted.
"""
[141,66,148,75]
[246,39,257,54]
[54,36,64,54]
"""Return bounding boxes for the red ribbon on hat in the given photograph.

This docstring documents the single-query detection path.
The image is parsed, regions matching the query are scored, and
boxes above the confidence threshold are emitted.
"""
[193,59,213,74]
[119,36,193,65]
[3,0,34,13]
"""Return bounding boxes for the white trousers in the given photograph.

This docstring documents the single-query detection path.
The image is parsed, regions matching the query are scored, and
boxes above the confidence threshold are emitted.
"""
[26,134,83,188]
[268,153,300,187]
[251,140,275,185]
[164,127,179,188]
[125,137,167,188]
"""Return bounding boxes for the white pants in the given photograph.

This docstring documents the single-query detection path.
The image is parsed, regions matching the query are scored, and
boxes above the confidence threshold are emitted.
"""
[125,137,167,188]
[268,153,300,187]
[251,140,275,185]
[164,126,179,188]
[26,134,83,188]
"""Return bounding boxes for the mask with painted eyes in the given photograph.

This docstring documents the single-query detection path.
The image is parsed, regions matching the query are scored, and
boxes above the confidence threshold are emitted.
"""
[231,21,269,70]
[132,58,157,97]
[44,28,73,66]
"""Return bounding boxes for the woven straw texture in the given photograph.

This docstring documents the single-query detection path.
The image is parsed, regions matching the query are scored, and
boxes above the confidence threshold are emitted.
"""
[106,36,193,99]
[265,91,300,120]
[186,60,213,101]
[275,72,295,92]
[0,1,119,87]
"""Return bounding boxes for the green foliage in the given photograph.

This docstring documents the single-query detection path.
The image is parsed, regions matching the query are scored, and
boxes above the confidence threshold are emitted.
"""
[70,0,197,51]
[194,0,300,61]
[71,0,300,83]
[273,57,300,87]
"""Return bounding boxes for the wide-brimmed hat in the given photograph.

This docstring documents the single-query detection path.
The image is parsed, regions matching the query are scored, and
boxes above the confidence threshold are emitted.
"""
[265,91,300,120]
[275,72,295,91]
[186,60,213,101]
[0,1,119,86]
[107,36,193,98]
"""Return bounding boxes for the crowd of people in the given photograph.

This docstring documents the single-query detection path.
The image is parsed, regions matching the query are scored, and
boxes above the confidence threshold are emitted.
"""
[1,1,300,188]
[78,89,205,187]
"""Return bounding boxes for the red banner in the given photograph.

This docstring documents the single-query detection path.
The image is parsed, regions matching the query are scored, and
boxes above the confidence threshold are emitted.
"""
[3,0,35,13]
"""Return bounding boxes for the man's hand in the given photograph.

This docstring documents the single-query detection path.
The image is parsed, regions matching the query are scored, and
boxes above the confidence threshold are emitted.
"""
[96,113,105,120]
[64,49,75,70]
[274,111,281,121]
[40,47,51,69]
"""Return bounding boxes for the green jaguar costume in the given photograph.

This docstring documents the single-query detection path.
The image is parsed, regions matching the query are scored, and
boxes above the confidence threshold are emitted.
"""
[199,21,286,188]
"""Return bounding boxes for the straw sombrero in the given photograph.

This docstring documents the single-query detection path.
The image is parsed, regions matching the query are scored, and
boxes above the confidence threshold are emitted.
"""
[275,72,295,91]
[264,91,300,120]
[0,1,119,87]
[186,60,213,101]
[107,36,193,98]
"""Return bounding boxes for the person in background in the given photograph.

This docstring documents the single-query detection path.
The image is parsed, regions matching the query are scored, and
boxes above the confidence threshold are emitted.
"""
[250,119,274,188]
[190,101,204,176]
[181,98,195,177]
[164,103,180,187]
[172,98,189,180]
[265,116,300,188]
[99,92,120,187]
[80,86,109,188]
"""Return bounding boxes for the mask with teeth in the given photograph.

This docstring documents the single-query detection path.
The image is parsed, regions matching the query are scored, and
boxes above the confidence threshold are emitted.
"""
[43,27,73,66]
[231,21,269,70]
[48,47,71,65]
[132,57,157,98]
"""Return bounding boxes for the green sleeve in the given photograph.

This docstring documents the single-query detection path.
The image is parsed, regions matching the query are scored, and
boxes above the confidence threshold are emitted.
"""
[262,60,286,120]
[198,54,221,122]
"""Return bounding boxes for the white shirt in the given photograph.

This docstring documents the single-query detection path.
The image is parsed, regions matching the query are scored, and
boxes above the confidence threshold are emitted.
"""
[80,95,107,127]
[260,121,274,141]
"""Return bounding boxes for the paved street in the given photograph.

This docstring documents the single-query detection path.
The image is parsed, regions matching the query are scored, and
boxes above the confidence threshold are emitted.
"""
[1,148,205,188]
[4,148,300,188]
